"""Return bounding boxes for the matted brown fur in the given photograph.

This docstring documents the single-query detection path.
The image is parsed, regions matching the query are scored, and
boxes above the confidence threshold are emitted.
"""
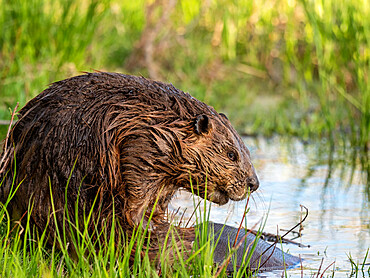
[0,72,259,262]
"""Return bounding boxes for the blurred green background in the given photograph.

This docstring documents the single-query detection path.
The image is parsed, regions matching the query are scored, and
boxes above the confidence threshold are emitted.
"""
[0,0,369,158]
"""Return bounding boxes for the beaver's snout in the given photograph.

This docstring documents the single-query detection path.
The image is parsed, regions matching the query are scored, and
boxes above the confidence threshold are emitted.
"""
[246,175,259,192]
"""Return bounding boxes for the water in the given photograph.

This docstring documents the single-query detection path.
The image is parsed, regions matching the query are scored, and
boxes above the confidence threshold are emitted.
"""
[169,137,370,277]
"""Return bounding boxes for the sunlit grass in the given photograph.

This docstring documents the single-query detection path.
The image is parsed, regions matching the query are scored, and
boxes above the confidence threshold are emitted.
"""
[0,1,368,184]
[0,167,266,277]
[0,0,368,148]
[0,0,367,151]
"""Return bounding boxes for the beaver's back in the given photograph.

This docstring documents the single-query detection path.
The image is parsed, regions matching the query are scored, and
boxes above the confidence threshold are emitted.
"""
[18,72,211,122]
[0,72,216,225]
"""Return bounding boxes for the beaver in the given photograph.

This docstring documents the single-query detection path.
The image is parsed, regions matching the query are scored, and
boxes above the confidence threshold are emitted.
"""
[0,72,259,262]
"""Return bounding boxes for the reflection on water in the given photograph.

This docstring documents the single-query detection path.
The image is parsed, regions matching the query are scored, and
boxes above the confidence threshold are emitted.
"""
[170,137,370,277]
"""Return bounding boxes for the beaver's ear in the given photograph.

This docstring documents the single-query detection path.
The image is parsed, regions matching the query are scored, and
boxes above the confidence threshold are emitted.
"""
[219,112,228,120]
[195,114,211,135]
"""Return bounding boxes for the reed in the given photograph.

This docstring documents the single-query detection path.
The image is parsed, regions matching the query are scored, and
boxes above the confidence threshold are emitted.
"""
[0,170,264,277]
[0,0,368,171]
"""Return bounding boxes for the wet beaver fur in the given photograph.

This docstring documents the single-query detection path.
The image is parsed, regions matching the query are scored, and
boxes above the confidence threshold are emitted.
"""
[0,72,259,262]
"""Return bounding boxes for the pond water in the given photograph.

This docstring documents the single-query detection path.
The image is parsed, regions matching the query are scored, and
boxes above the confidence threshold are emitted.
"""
[170,137,370,277]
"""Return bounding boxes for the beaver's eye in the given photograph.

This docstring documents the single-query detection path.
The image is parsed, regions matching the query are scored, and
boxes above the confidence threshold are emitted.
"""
[227,151,237,161]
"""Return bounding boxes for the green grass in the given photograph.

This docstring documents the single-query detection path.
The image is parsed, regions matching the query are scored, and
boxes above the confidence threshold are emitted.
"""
[0,171,266,277]
[348,248,370,277]
[1,169,368,277]
[0,0,368,147]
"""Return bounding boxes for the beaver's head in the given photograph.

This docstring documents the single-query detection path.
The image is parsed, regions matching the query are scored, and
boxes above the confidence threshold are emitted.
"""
[175,113,259,206]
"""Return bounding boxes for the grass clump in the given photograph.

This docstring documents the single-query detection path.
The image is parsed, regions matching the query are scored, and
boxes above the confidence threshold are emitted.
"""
[0,171,264,277]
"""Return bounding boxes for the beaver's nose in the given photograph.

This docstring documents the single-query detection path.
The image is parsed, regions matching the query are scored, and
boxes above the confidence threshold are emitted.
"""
[246,176,259,192]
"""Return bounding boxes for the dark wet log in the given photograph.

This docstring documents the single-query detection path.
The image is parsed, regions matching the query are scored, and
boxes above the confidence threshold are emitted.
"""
[202,222,300,272]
